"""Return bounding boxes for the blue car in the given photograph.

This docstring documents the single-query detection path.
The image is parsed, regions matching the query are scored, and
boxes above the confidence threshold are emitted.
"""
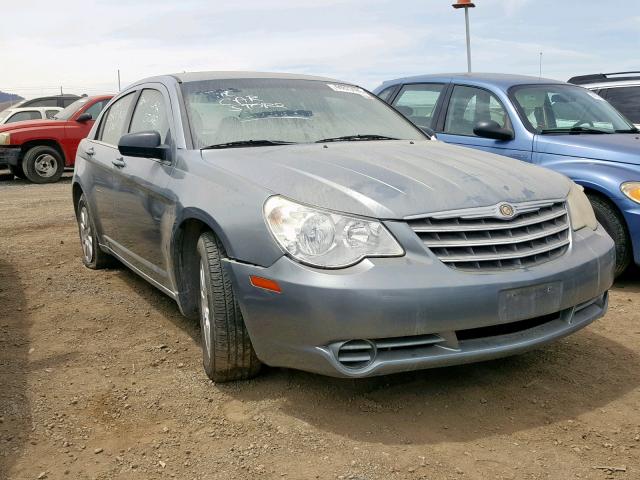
[374,73,640,275]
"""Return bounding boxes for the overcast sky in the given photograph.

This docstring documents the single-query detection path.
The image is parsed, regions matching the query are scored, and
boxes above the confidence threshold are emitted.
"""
[2,0,639,99]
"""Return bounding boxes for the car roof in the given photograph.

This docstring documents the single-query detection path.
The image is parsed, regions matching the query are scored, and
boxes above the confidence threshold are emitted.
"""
[568,72,640,88]
[6,107,62,112]
[130,71,345,86]
[377,72,566,92]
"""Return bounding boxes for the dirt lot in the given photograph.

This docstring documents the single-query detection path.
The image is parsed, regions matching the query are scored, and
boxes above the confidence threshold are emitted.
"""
[1,173,639,480]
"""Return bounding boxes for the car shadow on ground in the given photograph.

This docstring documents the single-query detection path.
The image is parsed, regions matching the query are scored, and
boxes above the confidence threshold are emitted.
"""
[108,254,640,446]
[0,261,31,479]
[226,328,640,445]
[0,169,73,185]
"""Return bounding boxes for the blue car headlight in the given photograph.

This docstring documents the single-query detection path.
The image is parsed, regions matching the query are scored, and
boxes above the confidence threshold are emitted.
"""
[264,195,404,268]
[621,182,640,204]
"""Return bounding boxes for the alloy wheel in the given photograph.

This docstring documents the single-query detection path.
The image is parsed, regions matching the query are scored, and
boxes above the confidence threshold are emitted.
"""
[200,261,212,357]
[79,206,94,263]
[33,153,58,178]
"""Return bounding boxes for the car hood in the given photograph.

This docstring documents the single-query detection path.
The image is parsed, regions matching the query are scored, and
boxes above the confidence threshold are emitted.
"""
[0,119,62,132]
[536,133,640,166]
[201,140,571,219]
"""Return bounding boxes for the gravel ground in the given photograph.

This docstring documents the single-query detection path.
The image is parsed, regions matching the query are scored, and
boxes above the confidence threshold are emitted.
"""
[1,172,639,480]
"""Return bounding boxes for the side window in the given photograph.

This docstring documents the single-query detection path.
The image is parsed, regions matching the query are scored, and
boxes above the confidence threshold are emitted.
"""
[377,86,396,103]
[7,111,41,123]
[99,94,135,146]
[601,87,640,124]
[37,99,58,107]
[444,85,508,136]
[45,110,59,119]
[129,89,170,143]
[83,100,108,121]
[392,83,445,129]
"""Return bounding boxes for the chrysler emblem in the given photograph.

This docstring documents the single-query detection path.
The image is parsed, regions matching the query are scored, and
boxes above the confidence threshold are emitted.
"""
[499,203,515,218]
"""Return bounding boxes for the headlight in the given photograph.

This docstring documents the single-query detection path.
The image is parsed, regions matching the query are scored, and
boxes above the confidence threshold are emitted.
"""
[264,196,404,268]
[0,133,10,145]
[567,183,597,231]
[621,182,640,204]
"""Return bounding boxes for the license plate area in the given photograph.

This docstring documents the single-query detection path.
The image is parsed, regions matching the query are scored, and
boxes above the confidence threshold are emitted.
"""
[499,282,563,323]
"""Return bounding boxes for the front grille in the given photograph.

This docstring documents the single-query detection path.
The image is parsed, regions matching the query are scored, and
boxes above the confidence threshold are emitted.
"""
[407,200,570,271]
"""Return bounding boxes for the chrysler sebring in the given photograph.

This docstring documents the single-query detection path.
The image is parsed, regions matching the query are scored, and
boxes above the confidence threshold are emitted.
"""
[72,72,615,381]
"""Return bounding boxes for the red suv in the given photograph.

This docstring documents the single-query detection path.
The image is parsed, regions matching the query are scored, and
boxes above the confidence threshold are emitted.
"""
[0,95,112,183]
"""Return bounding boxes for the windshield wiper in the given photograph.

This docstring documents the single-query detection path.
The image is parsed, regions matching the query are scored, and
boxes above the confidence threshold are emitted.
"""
[315,134,399,143]
[614,128,640,133]
[201,140,298,150]
[540,126,610,135]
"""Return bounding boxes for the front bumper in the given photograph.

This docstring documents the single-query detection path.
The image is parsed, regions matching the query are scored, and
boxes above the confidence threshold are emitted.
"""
[0,147,21,167]
[224,224,615,378]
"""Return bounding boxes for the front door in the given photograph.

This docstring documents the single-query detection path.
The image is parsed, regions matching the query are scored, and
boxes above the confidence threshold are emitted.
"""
[436,85,533,162]
[110,87,175,289]
[85,93,137,245]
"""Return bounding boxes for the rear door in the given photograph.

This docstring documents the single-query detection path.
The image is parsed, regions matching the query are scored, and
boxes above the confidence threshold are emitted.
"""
[110,86,175,289]
[436,84,533,161]
[84,93,137,246]
[390,83,447,132]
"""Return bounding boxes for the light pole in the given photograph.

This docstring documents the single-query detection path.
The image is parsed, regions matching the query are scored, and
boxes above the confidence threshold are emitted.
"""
[452,0,476,73]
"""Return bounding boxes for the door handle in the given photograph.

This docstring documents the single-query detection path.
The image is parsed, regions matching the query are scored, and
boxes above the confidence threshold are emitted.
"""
[85,147,95,156]
[112,157,126,168]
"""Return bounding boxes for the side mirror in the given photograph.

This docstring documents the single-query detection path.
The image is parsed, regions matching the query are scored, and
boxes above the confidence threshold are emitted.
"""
[118,131,169,161]
[473,120,514,141]
[76,112,93,122]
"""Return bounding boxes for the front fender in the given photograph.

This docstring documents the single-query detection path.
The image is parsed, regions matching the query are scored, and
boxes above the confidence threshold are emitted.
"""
[536,154,640,202]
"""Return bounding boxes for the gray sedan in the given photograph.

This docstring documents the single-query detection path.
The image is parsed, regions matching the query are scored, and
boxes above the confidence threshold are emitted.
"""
[72,72,615,381]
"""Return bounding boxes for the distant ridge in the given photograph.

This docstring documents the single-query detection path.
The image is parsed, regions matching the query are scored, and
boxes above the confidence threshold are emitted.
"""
[0,90,24,111]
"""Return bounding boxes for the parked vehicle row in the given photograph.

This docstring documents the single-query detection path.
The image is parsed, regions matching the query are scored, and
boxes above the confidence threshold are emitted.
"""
[374,73,640,276]
[0,106,62,125]
[569,71,640,129]
[6,93,81,109]
[72,71,615,382]
[0,95,112,182]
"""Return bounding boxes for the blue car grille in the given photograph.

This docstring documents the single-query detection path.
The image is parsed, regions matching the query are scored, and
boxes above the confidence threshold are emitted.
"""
[407,201,571,271]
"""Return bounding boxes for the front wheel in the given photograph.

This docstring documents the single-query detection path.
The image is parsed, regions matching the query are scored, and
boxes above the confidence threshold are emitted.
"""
[22,145,64,183]
[196,231,261,382]
[587,193,632,277]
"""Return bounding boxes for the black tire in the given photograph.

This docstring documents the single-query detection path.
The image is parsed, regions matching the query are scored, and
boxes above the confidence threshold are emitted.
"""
[76,194,115,269]
[22,145,64,183]
[8,163,26,179]
[196,231,261,382]
[587,193,631,277]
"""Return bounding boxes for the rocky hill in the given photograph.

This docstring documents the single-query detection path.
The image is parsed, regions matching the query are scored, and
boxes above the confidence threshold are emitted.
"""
[0,91,24,111]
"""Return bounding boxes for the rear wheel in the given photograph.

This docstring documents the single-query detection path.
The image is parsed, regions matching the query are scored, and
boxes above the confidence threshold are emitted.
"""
[22,145,64,183]
[76,194,115,269]
[9,163,26,179]
[587,193,631,277]
[196,231,261,382]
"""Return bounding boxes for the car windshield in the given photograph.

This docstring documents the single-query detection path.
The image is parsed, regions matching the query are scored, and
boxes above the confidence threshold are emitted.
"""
[511,84,635,134]
[54,98,89,120]
[180,78,425,148]
[0,110,10,122]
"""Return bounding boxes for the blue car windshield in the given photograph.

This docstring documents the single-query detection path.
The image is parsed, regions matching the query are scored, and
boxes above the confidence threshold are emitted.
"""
[511,84,636,134]
[180,78,425,148]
